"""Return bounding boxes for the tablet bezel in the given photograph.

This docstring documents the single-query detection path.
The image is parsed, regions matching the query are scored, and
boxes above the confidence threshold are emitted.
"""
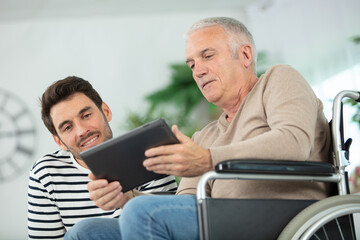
[79,118,179,192]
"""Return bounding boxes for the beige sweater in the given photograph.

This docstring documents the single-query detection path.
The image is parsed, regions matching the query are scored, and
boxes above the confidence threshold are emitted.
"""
[177,64,331,200]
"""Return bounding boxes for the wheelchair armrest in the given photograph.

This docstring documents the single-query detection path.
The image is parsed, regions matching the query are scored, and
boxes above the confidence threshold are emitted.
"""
[215,159,335,176]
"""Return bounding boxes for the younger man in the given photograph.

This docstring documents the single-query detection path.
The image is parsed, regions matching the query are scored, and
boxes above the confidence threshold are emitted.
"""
[27,77,177,239]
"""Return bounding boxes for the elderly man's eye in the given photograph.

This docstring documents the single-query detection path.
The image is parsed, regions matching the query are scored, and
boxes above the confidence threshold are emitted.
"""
[186,62,195,70]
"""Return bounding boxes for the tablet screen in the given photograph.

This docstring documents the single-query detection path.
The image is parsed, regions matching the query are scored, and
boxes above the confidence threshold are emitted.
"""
[80,118,179,192]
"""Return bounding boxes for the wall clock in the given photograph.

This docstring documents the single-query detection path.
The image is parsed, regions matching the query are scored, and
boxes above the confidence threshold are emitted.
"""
[0,88,37,183]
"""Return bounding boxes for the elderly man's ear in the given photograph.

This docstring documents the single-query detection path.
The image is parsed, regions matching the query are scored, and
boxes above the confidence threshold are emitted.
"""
[238,44,254,69]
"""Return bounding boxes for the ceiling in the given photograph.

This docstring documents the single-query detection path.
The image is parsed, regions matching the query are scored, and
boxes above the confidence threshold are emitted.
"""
[0,0,257,21]
[0,0,359,84]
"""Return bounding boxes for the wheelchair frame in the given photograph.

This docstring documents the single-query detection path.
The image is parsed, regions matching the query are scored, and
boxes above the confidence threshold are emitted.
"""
[196,90,360,240]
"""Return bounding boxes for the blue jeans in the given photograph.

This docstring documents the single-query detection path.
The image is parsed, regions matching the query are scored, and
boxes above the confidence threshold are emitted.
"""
[120,194,199,240]
[64,195,199,240]
[64,217,121,240]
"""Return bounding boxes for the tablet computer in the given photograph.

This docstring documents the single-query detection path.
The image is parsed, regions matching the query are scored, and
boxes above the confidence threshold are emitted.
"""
[80,118,179,192]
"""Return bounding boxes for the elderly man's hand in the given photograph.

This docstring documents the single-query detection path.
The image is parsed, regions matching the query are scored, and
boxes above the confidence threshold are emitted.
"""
[143,125,213,177]
[87,173,133,210]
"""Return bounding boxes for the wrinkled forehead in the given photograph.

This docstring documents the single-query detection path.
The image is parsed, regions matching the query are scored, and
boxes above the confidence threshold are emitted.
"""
[186,25,227,43]
[185,26,229,57]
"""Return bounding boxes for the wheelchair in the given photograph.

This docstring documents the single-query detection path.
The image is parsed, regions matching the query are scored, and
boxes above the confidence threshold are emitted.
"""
[196,90,360,240]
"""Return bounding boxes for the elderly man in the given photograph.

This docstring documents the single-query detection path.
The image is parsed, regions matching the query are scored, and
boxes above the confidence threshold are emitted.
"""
[65,17,330,240]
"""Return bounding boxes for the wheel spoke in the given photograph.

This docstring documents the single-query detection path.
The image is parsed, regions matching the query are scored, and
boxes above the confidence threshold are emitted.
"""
[321,226,329,240]
[347,214,356,240]
[335,218,345,240]
[313,233,321,240]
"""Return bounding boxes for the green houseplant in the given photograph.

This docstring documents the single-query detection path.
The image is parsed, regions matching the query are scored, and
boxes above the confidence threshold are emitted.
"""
[123,63,219,137]
[345,99,360,129]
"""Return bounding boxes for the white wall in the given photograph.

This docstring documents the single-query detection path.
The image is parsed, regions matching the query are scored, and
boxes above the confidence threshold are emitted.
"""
[1,0,360,238]
[0,9,248,239]
[312,64,360,177]
[247,0,360,84]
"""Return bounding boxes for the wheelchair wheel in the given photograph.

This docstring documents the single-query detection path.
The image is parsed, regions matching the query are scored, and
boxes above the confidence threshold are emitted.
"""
[278,194,360,240]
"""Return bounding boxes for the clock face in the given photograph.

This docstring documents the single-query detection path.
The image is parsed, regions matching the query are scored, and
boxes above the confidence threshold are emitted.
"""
[0,89,37,183]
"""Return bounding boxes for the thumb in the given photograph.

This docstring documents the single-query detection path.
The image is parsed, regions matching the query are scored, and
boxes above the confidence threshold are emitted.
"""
[172,125,190,143]
[88,172,96,180]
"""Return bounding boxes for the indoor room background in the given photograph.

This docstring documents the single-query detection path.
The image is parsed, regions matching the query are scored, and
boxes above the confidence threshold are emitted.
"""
[0,0,359,239]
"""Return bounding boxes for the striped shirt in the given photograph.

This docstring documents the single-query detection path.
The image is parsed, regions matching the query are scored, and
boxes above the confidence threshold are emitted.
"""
[28,150,177,239]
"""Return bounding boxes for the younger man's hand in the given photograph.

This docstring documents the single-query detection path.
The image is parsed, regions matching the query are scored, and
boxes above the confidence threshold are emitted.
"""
[87,173,133,210]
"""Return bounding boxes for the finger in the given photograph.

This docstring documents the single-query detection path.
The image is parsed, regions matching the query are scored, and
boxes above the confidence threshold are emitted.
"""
[94,185,124,210]
[101,193,124,210]
[147,162,185,176]
[144,144,179,158]
[99,198,121,210]
[87,178,112,192]
[101,189,134,210]
[88,181,120,200]
[88,172,96,180]
[172,125,190,143]
[143,155,164,168]
[143,149,182,168]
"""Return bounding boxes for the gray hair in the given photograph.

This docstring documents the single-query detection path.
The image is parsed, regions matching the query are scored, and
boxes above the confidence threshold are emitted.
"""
[186,17,257,65]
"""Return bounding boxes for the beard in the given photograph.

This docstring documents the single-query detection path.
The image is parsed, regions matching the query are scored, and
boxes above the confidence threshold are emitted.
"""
[62,119,113,161]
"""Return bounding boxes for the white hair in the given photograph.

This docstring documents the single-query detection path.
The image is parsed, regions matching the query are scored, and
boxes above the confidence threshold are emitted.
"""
[185,17,257,65]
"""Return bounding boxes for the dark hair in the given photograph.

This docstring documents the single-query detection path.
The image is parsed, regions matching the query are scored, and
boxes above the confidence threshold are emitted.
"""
[41,76,103,136]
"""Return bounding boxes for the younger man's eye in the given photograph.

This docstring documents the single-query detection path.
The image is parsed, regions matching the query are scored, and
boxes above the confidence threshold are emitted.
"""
[84,113,92,119]
[63,125,71,132]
